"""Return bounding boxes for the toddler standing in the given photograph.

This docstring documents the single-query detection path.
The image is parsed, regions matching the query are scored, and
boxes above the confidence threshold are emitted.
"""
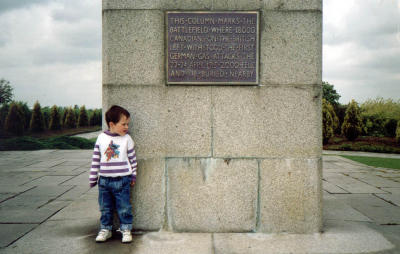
[89,105,137,243]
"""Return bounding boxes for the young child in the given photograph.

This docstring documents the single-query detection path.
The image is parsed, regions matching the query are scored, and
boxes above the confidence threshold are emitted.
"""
[89,105,137,243]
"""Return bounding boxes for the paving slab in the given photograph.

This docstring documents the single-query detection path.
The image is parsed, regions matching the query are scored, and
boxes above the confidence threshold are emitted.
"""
[348,173,400,188]
[322,163,369,173]
[323,172,387,193]
[1,150,400,253]
[381,188,400,194]
[0,185,34,194]
[49,197,99,221]
[3,219,213,254]
[22,160,65,169]
[23,176,75,188]
[322,180,349,194]
[332,194,400,225]
[0,195,52,209]
[46,165,82,176]
[60,172,89,186]
[375,193,400,206]
[17,185,74,197]
[323,196,371,222]
[57,159,91,167]
[0,193,17,203]
[0,201,70,223]
[363,223,400,254]
[56,186,91,201]
[0,224,38,248]
[0,172,45,186]
[324,150,400,159]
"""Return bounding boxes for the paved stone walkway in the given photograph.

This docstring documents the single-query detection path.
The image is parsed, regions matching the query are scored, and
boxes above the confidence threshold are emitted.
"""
[0,150,399,253]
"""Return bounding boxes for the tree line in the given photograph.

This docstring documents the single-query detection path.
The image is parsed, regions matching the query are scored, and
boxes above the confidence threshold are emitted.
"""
[322,82,400,144]
[0,102,102,136]
[0,79,101,136]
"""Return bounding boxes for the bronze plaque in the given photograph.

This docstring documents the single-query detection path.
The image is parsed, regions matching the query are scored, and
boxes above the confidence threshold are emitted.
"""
[166,11,259,85]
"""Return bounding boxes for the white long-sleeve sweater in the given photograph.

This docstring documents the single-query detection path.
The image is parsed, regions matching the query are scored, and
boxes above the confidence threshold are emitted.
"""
[89,130,137,187]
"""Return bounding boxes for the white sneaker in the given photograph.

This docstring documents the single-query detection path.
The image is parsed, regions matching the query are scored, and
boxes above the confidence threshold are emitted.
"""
[95,229,112,242]
[121,230,132,243]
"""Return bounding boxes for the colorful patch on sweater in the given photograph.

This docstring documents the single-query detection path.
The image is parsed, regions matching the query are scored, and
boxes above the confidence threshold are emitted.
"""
[104,141,120,161]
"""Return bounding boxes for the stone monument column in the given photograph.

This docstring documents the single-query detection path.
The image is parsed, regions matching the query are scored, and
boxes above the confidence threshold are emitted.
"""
[102,0,322,233]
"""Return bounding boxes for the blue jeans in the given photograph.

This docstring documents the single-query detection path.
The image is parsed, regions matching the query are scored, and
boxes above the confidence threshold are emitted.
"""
[98,176,133,231]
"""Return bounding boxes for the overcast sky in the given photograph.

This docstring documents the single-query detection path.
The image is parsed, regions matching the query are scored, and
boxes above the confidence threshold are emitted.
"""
[0,0,399,108]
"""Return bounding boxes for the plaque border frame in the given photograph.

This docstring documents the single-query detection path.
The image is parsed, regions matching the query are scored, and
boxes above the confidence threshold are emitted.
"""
[165,11,260,85]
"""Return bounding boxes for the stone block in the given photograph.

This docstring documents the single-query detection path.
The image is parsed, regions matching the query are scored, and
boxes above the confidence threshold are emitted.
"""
[103,10,164,85]
[165,86,212,157]
[259,11,322,85]
[103,85,166,159]
[259,158,322,233]
[212,85,321,158]
[211,0,261,10]
[103,0,212,10]
[104,85,213,158]
[263,0,322,11]
[167,158,258,232]
[131,158,165,231]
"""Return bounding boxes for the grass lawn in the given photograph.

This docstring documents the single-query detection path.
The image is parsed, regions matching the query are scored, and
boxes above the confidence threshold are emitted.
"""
[0,126,101,151]
[341,155,400,170]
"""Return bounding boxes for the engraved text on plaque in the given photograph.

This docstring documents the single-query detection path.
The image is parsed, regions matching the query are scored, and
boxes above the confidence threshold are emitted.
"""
[166,12,259,85]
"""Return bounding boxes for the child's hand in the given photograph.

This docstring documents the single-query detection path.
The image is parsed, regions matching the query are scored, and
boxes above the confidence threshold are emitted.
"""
[130,181,135,187]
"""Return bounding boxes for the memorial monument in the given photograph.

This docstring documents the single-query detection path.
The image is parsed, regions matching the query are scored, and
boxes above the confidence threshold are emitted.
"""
[102,0,322,233]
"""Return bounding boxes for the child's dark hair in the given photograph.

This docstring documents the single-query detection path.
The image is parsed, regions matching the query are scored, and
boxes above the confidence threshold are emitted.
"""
[105,105,130,128]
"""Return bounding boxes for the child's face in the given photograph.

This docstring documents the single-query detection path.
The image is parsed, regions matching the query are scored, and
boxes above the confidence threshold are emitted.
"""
[109,115,130,136]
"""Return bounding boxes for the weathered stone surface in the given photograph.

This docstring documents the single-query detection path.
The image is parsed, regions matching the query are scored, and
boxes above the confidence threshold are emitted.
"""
[214,221,394,254]
[212,85,321,158]
[324,173,387,194]
[348,172,400,188]
[0,172,45,186]
[3,219,101,254]
[23,175,74,187]
[56,185,91,201]
[259,158,322,233]
[131,158,165,231]
[263,0,322,11]
[165,86,212,157]
[0,224,38,248]
[131,232,213,254]
[101,0,324,235]
[375,193,400,207]
[5,221,213,254]
[103,0,212,10]
[103,0,322,11]
[104,85,213,158]
[323,196,371,222]
[167,158,258,232]
[322,180,349,194]
[103,85,166,159]
[0,184,33,194]
[333,194,400,225]
[0,201,71,223]
[103,10,164,86]
[259,11,322,85]
[211,0,261,10]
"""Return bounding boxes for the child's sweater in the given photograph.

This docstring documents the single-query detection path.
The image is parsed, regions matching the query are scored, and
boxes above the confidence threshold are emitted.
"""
[89,130,137,187]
